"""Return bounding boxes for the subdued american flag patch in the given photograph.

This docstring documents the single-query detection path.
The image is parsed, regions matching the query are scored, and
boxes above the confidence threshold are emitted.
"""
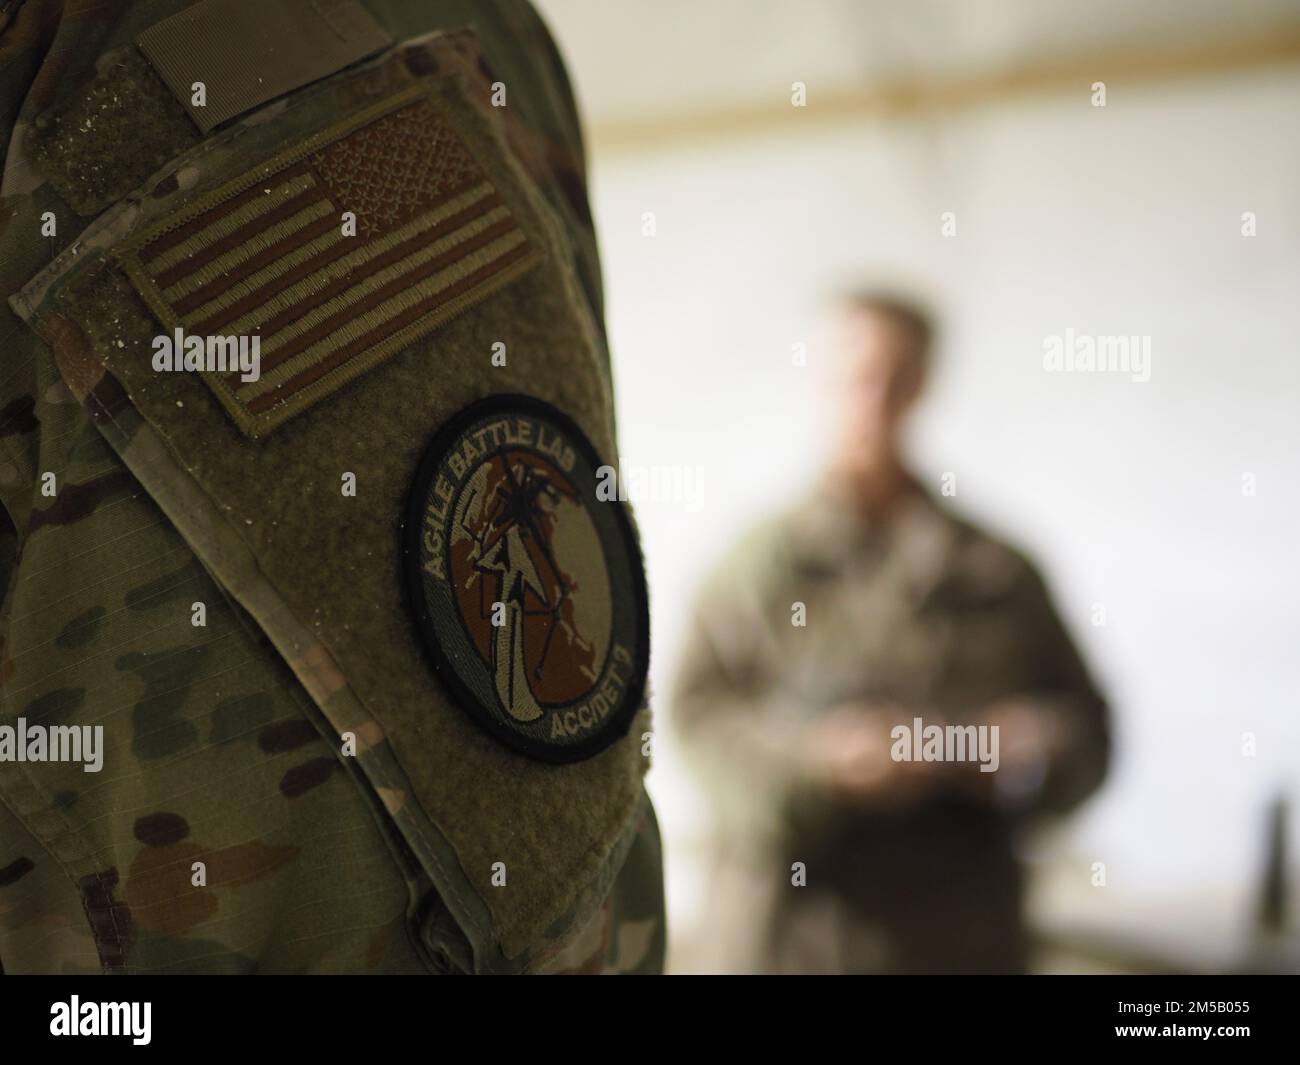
[118,86,541,437]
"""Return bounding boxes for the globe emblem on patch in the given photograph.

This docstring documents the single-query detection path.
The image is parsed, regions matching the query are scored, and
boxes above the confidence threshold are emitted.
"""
[403,395,649,762]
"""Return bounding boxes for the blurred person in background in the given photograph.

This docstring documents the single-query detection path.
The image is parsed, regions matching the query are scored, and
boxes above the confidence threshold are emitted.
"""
[673,291,1110,973]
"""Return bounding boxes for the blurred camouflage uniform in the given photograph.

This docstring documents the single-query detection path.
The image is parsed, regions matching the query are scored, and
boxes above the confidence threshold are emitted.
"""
[674,479,1108,973]
[0,0,663,973]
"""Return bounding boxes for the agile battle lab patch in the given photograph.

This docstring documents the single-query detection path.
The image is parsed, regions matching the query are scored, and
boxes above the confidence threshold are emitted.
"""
[404,396,649,763]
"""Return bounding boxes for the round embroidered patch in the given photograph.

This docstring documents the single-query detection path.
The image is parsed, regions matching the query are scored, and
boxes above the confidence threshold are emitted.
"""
[402,395,649,763]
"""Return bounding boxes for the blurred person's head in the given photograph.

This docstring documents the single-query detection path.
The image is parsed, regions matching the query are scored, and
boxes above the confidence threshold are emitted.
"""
[823,290,933,502]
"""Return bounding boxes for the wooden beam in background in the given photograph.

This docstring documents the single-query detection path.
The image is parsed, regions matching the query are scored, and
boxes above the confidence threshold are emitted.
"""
[590,21,1300,154]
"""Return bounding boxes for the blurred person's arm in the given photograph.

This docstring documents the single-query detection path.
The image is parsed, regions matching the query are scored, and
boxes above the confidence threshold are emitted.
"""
[670,516,857,821]
[672,571,811,801]
[958,560,1111,817]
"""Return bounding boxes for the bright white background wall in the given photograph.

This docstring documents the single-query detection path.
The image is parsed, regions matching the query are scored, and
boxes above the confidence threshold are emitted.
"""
[538,1,1300,969]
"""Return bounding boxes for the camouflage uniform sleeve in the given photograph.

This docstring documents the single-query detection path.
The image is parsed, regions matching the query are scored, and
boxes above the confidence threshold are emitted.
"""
[998,558,1110,816]
[0,0,662,975]
[535,788,665,974]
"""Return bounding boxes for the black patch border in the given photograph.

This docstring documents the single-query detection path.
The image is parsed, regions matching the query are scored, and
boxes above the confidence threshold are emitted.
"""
[401,394,650,764]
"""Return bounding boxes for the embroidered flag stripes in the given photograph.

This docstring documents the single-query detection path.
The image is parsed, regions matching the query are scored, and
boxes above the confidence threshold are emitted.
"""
[117,87,542,436]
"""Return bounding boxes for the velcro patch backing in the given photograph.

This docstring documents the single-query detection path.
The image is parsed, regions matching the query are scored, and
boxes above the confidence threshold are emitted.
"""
[137,0,393,132]
[116,86,542,438]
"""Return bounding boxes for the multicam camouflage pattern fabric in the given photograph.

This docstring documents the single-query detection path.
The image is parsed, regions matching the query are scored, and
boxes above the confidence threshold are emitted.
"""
[673,481,1109,973]
[538,798,666,974]
[0,0,663,974]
